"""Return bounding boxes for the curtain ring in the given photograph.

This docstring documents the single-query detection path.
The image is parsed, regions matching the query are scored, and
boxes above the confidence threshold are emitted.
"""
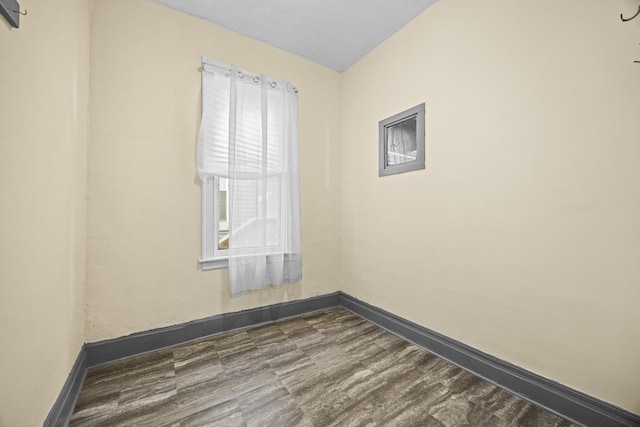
[238,72,244,78]
[253,76,260,83]
[270,81,277,88]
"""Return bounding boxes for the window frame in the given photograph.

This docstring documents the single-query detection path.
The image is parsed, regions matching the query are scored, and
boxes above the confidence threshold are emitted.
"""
[197,58,300,274]
[379,103,426,177]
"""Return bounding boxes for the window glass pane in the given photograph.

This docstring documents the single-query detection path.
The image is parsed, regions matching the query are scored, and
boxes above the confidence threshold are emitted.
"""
[220,177,281,251]
[218,177,229,250]
[265,176,280,247]
[386,117,417,166]
[229,179,259,250]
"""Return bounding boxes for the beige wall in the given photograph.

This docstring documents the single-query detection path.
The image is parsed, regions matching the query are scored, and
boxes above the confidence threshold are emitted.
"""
[85,0,341,341]
[340,0,640,413]
[2,0,638,422]
[0,0,91,425]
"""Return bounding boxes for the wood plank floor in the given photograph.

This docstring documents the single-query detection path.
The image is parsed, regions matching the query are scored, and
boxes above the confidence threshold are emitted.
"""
[70,307,577,426]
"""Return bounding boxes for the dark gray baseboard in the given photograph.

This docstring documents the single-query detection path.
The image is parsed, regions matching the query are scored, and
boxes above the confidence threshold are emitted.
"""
[45,292,340,426]
[43,346,87,427]
[45,290,640,427]
[85,291,341,367]
[339,292,640,427]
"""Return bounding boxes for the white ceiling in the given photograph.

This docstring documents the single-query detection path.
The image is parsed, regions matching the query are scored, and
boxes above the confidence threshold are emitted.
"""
[154,0,438,72]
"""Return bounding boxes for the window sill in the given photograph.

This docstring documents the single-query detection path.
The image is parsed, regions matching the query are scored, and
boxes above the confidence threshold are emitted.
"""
[200,253,300,271]
[199,258,228,270]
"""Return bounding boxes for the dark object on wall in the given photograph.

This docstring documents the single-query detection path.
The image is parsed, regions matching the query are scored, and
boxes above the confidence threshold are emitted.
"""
[379,103,426,177]
[621,4,640,22]
[620,3,640,63]
[0,0,24,28]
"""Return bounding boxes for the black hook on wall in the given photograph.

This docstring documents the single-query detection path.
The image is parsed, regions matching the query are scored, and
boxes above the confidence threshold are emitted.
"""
[0,0,22,28]
[621,4,640,22]
[620,4,640,64]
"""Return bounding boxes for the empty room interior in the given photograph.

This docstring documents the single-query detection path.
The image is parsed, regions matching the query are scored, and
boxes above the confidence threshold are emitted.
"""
[1,0,639,426]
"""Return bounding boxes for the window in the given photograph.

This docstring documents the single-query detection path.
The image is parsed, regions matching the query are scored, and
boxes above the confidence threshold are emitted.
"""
[200,174,284,270]
[200,176,229,270]
[379,103,425,176]
[197,57,302,295]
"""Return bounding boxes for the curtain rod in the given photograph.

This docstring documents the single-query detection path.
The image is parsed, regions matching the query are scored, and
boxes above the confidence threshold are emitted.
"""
[201,56,299,93]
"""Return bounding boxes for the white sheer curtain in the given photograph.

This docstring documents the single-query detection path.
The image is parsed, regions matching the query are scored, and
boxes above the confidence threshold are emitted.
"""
[197,57,302,296]
[387,120,417,165]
